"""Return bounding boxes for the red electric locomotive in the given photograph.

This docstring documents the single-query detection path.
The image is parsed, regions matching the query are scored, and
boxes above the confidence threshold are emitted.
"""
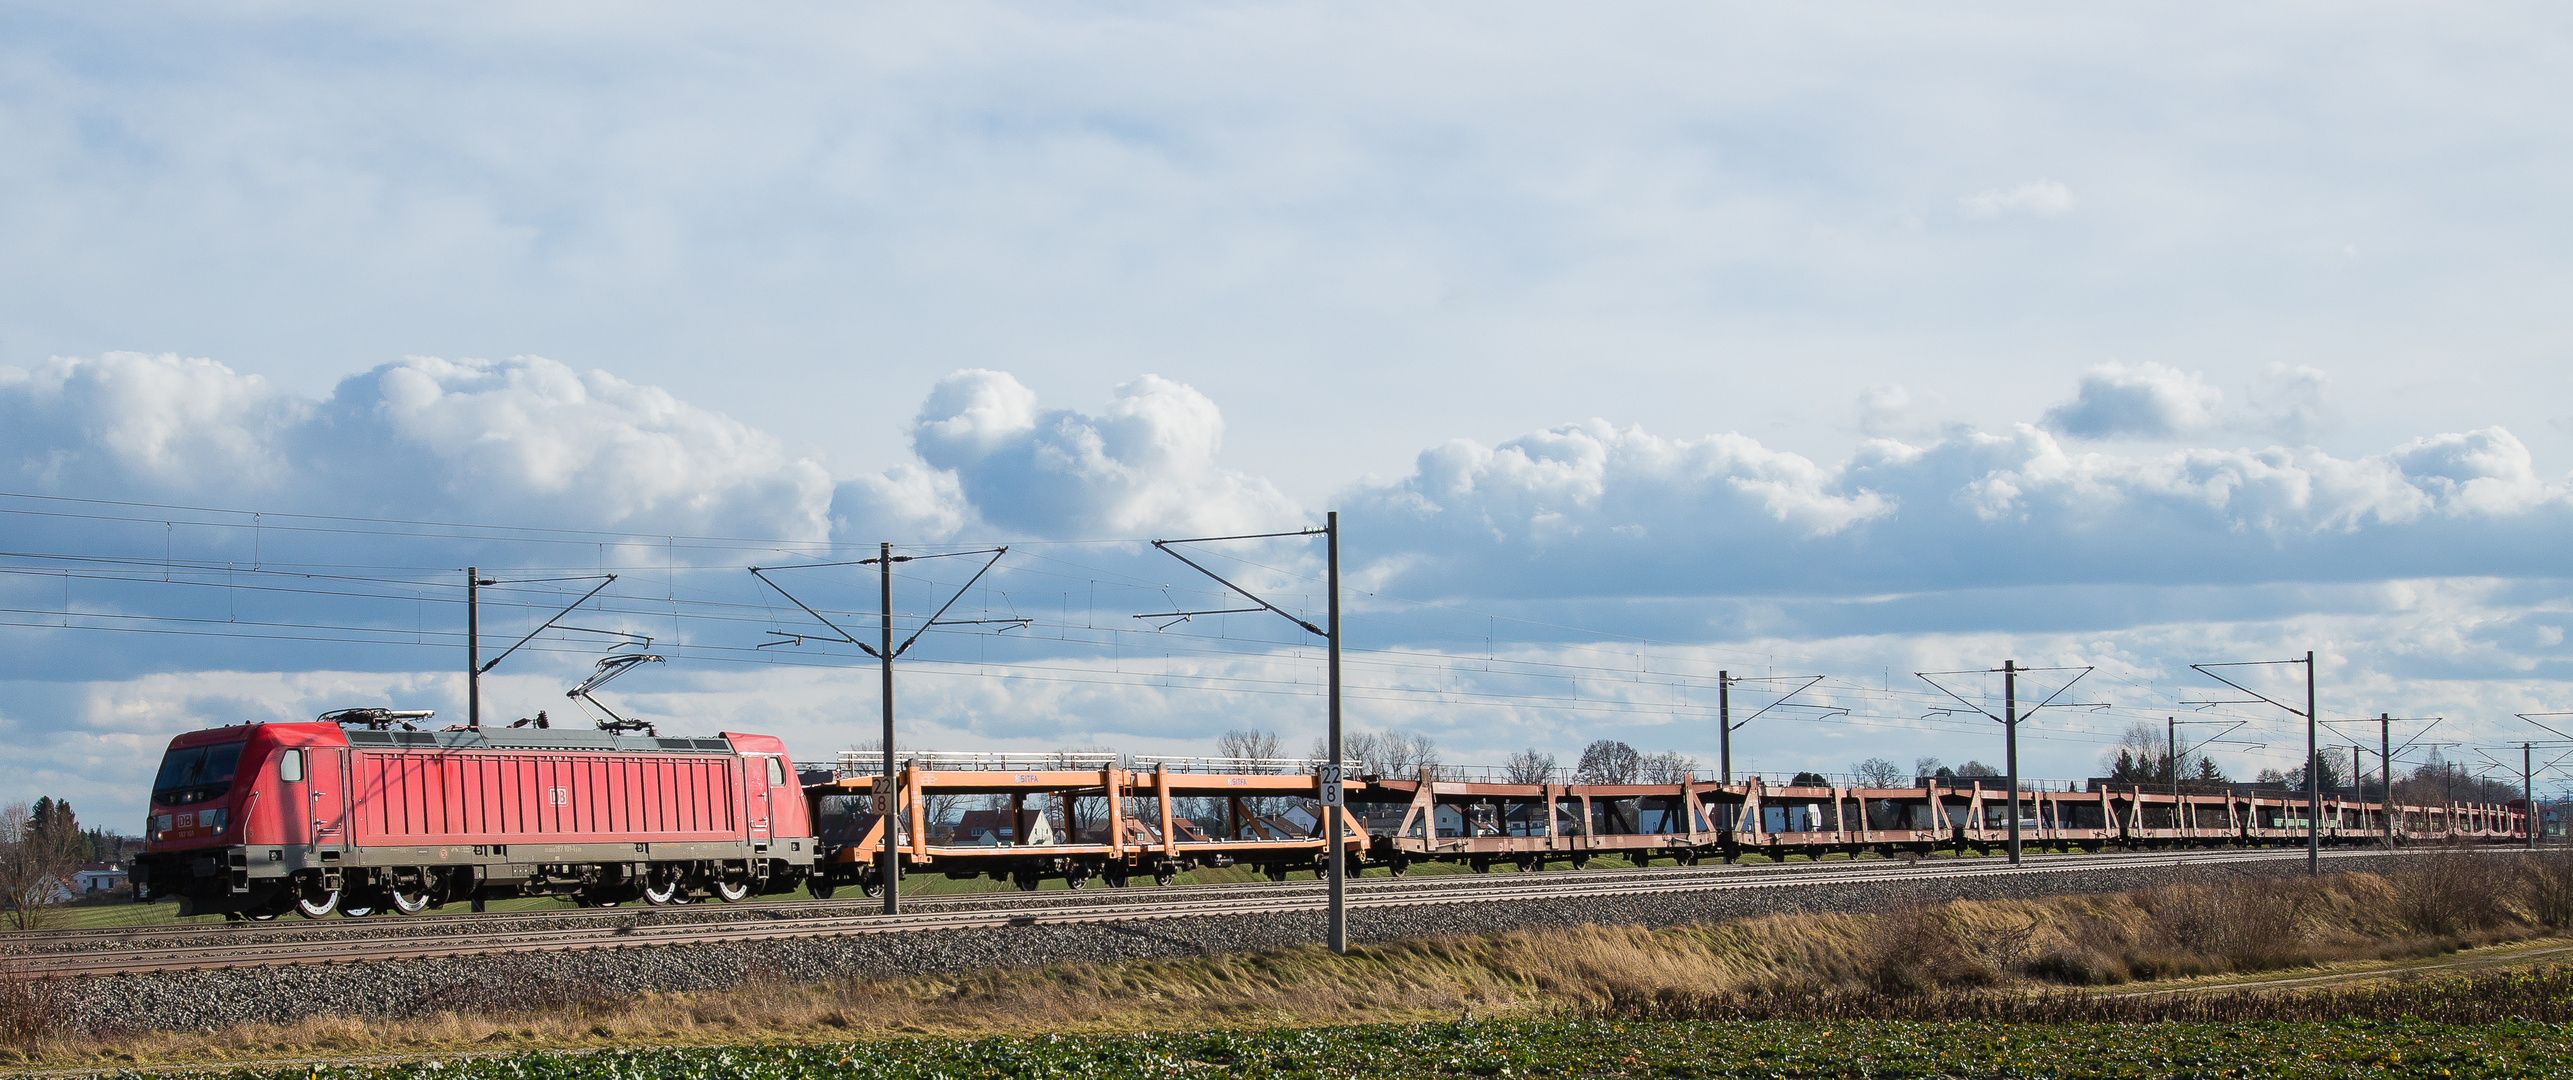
[133,710,819,919]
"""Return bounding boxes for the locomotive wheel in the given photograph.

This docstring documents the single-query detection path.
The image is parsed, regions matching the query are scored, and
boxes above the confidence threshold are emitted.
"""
[714,876,752,903]
[643,876,683,906]
[295,888,340,919]
[390,884,434,915]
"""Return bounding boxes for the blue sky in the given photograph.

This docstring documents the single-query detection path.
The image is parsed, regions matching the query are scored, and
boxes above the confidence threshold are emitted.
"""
[5,3,2572,826]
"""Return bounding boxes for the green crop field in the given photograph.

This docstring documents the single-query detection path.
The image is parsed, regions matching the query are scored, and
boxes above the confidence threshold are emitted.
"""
[98,1018,2573,1079]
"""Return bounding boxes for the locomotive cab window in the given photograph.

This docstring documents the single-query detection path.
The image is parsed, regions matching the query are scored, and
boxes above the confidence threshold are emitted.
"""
[278,748,303,783]
[767,756,787,787]
[151,741,246,807]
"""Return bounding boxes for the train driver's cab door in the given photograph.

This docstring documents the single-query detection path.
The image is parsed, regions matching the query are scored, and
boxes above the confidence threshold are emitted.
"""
[302,747,347,843]
[275,747,312,848]
[289,745,347,848]
[747,755,777,844]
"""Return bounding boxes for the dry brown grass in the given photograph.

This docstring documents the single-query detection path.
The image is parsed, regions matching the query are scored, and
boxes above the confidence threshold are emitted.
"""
[5,852,2567,1070]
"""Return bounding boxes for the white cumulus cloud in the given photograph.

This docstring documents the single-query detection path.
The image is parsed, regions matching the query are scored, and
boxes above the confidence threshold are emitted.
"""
[875,369,1301,539]
[0,351,837,543]
[1355,414,2572,600]
[2040,361,2225,439]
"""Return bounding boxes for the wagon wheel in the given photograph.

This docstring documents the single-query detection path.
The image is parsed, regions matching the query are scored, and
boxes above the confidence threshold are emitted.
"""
[1569,853,1589,870]
[1153,866,1177,887]
[714,875,753,903]
[1014,870,1042,892]
[1065,868,1091,890]
[390,882,434,916]
[806,874,837,900]
[1388,858,1408,878]
[1103,865,1130,888]
[859,873,883,899]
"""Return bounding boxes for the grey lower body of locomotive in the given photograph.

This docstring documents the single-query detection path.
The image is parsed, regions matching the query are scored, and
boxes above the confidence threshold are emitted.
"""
[135,838,819,919]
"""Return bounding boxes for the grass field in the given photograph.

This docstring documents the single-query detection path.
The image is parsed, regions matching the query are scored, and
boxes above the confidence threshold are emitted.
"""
[24,851,2559,1076]
[87,1017,2573,1079]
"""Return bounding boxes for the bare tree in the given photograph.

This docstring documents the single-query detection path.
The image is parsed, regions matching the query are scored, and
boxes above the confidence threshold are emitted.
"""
[1,800,81,930]
[2257,755,2346,793]
[1313,729,1441,779]
[2392,755,2516,806]
[1955,760,2001,778]
[1505,748,1558,785]
[1637,751,1701,784]
[1217,728,1285,766]
[1382,731,1440,778]
[849,739,968,828]
[1852,758,1907,788]
[1575,739,1642,784]
[1912,756,1944,780]
[1212,728,1289,826]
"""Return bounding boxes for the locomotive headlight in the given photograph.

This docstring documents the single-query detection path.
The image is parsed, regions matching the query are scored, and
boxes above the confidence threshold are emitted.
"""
[153,814,172,838]
[204,807,225,833]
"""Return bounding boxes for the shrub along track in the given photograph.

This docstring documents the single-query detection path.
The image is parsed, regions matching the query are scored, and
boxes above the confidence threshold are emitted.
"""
[4,845,2427,976]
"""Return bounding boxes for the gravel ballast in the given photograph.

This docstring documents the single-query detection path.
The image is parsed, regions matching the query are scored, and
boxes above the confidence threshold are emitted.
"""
[59,851,2437,1033]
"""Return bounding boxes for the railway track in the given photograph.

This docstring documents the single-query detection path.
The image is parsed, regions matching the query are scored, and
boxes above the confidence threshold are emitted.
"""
[11,844,2343,954]
[9,849,1972,951]
[6,845,2424,977]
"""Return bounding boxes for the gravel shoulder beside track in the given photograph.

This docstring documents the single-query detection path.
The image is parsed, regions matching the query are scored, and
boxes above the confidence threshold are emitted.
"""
[59,851,2426,1033]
